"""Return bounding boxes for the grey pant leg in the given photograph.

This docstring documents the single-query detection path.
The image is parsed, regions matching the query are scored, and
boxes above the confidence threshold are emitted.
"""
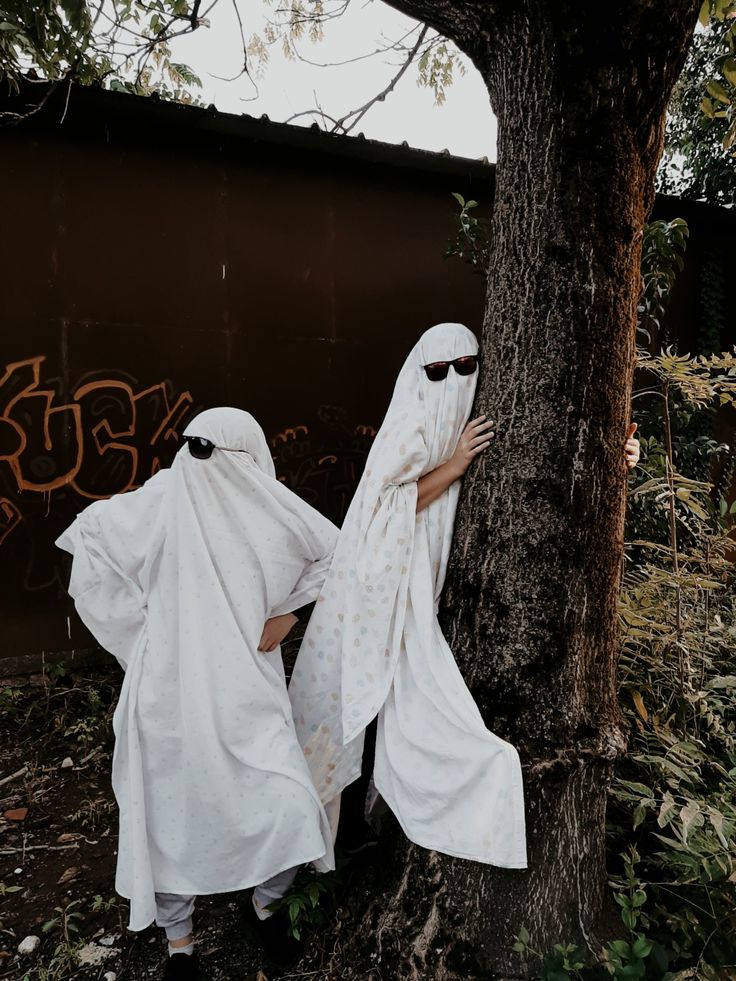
[155,893,195,941]
[252,866,299,920]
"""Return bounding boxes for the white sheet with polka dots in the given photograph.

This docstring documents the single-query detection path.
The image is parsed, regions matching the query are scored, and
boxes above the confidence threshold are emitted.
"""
[289,325,527,869]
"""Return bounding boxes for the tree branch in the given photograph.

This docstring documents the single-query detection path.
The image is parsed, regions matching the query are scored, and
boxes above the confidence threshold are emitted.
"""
[378,0,490,57]
[333,24,429,134]
[283,24,430,135]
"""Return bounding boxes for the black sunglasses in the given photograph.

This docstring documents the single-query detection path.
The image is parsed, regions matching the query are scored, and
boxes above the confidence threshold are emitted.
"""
[183,436,216,460]
[422,355,480,382]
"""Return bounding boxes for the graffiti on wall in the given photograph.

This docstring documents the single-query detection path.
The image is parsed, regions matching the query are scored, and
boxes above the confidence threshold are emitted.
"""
[0,355,194,593]
[0,356,379,608]
[0,356,193,501]
[270,406,376,526]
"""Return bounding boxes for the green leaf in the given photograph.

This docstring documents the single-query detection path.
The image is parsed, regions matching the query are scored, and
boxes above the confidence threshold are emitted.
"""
[723,118,736,149]
[680,800,703,841]
[622,907,636,931]
[617,780,653,797]
[699,0,712,25]
[608,940,632,959]
[632,936,653,958]
[618,963,647,979]
[657,792,677,827]
[706,79,731,104]
[723,56,736,85]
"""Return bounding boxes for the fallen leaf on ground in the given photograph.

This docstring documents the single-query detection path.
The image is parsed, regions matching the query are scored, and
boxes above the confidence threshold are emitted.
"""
[57,833,78,843]
[57,866,80,884]
[3,808,28,822]
[17,936,40,955]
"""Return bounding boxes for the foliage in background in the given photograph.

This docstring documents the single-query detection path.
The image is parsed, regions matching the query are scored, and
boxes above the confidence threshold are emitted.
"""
[637,219,689,350]
[444,192,490,273]
[0,0,465,127]
[0,0,203,119]
[658,1,736,205]
[610,218,736,979]
[266,861,343,941]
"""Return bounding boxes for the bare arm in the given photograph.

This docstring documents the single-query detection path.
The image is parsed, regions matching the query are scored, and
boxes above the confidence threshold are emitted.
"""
[416,415,495,513]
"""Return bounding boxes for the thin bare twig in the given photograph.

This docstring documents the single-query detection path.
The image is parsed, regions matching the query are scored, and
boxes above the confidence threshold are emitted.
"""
[283,24,430,135]
[332,24,429,135]
[283,107,341,128]
[210,0,258,96]
[0,843,80,855]
[0,766,28,788]
[60,75,73,125]
[0,78,62,125]
[292,24,422,68]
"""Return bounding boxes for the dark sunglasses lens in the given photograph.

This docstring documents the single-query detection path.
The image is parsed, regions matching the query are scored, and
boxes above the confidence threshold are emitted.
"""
[453,356,479,376]
[186,437,215,460]
[424,362,450,381]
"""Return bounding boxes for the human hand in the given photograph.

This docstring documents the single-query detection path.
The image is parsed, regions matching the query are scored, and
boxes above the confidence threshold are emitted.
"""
[625,422,640,470]
[258,613,298,652]
[448,415,495,478]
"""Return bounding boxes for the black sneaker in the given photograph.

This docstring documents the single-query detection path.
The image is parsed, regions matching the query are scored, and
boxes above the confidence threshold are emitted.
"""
[163,952,203,980]
[244,901,304,970]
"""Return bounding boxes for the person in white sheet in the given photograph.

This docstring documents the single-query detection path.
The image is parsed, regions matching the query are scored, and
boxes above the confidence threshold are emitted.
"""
[289,322,641,869]
[56,407,339,981]
[287,322,526,867]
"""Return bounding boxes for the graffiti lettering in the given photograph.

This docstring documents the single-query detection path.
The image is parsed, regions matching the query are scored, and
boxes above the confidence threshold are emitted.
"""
[0,355,193,548]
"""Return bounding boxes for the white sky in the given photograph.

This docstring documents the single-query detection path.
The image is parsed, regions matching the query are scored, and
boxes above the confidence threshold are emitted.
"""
[168,0,497,160]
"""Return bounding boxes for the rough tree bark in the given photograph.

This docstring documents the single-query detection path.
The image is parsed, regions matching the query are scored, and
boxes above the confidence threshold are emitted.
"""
[318,3,702,979]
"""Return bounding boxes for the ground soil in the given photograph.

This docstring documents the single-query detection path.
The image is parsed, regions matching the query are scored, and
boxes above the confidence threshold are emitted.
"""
[0,665,362,981]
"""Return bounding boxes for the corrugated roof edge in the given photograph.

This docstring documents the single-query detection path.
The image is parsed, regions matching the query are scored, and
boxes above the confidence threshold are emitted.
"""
[2,78,496,182]
[4,80,735,224]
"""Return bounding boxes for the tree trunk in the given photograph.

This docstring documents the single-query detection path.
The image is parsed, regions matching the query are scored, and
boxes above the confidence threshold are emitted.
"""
[311,3,701,978]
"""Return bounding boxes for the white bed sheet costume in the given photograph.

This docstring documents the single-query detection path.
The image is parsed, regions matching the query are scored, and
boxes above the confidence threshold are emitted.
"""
[289,323,527,868]
[56,408,339,931]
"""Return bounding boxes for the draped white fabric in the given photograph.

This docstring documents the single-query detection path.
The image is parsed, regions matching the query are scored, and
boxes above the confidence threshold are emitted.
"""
[56,408,339,930]
[289,325,527,868]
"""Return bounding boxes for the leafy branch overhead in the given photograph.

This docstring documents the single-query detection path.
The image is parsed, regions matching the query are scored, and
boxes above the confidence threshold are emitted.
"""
[0,0,205,118]
[2,0,734,203]
[0,0,468,125]
[659,0,736,202]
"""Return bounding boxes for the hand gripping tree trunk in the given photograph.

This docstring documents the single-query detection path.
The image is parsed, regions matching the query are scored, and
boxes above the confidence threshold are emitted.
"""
[319,3,701,979]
